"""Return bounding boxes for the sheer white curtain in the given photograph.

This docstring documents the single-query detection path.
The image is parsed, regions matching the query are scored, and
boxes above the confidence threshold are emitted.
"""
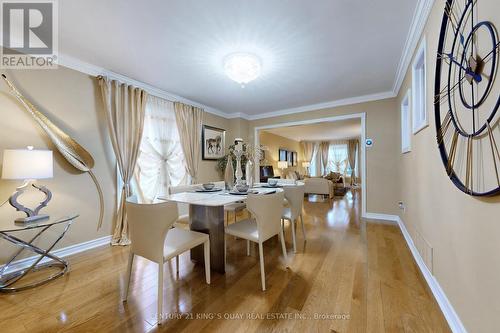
[134,96,187,203]
[326,141,349,175]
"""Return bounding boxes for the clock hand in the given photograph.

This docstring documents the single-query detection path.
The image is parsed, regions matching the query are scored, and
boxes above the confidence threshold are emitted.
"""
[443,53,483,82]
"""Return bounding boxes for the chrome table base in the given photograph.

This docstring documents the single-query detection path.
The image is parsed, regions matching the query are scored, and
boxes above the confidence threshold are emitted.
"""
[0,219,73,292]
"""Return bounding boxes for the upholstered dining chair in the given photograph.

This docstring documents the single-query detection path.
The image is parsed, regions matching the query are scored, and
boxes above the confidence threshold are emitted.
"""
[225,190,288,291]
[123,198,210,325]
[281,184,306,253]
[168,183,199,228]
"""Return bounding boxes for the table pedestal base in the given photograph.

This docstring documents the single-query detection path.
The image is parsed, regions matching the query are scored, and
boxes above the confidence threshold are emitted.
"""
[189,204,225,273]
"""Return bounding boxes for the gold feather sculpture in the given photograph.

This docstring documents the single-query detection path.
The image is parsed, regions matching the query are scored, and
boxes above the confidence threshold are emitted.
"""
[1,74,104,230]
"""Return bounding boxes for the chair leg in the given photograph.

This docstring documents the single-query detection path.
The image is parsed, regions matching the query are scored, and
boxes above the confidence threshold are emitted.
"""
[175,255,179,276]
[300,214,306,240]
[246,240,250,256]
[157,262,164,325]
[279,228,289,268]
[204,240,211,284]
[123,252,134,302]
[258,242,266,291]
[291,218,297,253]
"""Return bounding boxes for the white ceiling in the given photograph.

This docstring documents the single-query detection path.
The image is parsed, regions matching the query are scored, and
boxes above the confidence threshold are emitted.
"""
[60,0,418,116]
[263,118,361,142]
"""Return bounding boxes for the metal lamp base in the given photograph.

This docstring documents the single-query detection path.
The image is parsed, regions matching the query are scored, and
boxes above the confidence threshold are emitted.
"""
[14,214,50,224]
[9,181,52,224]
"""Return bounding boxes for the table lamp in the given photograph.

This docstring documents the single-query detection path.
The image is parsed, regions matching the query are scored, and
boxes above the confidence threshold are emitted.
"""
[1,147,53,223]
[277,161,288,176]
[302,161,311,175]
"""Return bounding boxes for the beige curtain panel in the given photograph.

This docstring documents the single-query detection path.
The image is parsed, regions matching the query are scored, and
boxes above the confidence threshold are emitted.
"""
[347,140,358,185]
[98,76,147,246]
[174,102,202,184]
[320,141,329,172]
[301,141,316,163]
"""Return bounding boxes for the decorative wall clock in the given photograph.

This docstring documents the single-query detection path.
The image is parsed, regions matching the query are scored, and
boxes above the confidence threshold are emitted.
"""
[435,0,500,196]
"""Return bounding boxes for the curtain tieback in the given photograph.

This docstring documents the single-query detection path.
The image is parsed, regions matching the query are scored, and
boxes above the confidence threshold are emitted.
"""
[123,182,131,196]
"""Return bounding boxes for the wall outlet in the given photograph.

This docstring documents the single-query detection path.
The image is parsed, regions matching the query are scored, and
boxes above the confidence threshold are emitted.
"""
[398,201,406,212]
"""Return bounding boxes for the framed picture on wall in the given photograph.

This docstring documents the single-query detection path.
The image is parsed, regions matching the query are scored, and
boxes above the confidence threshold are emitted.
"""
[292,152,298,166]
[279,148,287,161]
[202,125,225,160]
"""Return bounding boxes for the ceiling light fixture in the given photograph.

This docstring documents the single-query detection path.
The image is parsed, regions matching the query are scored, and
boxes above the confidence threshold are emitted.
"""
[224,53,262,87]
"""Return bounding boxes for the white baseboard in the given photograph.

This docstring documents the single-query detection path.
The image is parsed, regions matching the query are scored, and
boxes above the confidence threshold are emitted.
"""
[362,212,399,223]
[397,217,468,333]
[1,235,112,274]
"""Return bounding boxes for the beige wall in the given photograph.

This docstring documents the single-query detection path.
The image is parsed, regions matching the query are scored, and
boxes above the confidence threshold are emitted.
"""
[0,67,116,262]
[249,98,400,215]
[396,2,500,332]
[259,131,303,178]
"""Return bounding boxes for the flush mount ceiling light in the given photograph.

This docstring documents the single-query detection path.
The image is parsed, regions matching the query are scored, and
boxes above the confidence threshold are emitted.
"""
[224,53,262,87]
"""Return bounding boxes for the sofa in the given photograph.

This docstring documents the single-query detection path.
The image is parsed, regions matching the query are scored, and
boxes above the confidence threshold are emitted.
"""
[304,177,334,199]
[324,172,347,196]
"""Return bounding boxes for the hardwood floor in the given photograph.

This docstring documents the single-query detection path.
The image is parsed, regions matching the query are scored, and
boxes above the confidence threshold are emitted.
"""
[0,190,450,333]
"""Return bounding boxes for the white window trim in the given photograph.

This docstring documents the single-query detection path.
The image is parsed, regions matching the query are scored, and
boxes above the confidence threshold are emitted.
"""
[411,37,428,134]
[401,89,412,154]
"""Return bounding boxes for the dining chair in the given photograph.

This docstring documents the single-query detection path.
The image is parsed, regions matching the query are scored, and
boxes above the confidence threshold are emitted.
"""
[281,184,306,253]
[214,180,246,225]
[168,184,198,228]
[225,190,288,291]
[123,198,210,324]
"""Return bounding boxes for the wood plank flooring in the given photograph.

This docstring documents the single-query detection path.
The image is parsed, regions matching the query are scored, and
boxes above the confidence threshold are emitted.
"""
[0,190,451,332]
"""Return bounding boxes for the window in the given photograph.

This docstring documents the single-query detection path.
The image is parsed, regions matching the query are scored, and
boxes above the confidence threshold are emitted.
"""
[326,142,348,174]
[134,96,187,203]
[401,89,411,153]
[412,38,428,133]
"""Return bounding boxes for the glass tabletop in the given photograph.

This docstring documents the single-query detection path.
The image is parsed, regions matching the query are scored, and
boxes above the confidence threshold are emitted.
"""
[0,214,79,232]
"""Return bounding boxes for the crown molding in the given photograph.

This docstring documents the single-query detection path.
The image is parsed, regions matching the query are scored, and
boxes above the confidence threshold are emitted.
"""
[57,53,232,119]
[392,0,435,95]
[245,91,395,121]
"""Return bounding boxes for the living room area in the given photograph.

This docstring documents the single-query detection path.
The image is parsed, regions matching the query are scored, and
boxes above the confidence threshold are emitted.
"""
[257,117,362,200]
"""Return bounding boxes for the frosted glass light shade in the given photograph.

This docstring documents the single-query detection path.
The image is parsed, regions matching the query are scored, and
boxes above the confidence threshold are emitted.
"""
[2,149,53,180]
[224,53,262,85]
[277,161,288,169]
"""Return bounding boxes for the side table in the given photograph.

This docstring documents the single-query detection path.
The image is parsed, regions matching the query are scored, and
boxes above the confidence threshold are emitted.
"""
[0,214,79,292]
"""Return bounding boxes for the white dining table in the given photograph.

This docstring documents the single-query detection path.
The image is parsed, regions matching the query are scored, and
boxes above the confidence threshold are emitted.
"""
[158,186,280,273]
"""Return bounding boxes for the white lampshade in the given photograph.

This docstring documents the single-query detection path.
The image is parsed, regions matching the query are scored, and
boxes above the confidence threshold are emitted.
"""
[277,161,288,169]
[302,162,311,168]
[2,148,53,180]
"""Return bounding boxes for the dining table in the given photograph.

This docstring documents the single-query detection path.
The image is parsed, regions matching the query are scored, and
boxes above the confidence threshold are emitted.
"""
[158,185,283,273]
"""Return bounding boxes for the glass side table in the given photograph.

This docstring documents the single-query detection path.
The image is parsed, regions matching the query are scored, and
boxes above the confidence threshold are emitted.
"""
[0,214,79,292]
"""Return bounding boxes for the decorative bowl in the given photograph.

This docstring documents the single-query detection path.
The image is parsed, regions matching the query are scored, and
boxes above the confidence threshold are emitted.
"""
[267,179,278,187]
[202,183,215,190]
[235,184,249,192]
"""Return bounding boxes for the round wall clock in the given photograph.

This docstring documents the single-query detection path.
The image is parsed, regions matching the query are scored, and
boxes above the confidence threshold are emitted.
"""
[435,0,500,196]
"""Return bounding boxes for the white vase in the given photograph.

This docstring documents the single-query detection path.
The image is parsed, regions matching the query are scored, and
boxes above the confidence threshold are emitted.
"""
[245,159,254,188]
[224,155,234,190]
